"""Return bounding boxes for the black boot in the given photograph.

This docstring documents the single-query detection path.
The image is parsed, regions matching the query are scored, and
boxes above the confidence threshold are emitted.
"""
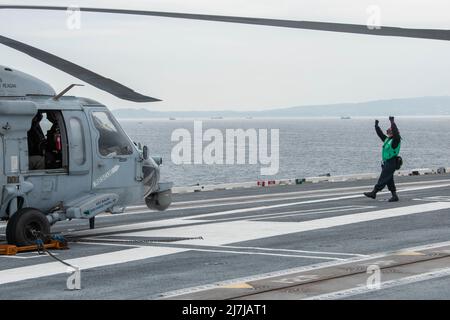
[364,188,378,199]
[388,191,399,202]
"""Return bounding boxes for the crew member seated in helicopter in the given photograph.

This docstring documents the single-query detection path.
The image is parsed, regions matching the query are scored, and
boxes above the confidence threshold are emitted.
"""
[27,112,46,170]
[45,111,63,169]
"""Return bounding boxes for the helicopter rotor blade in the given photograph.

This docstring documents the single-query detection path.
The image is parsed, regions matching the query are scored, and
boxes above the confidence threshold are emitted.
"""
[1,5,450,41]
[0,34,161,102]
[0,5,448,102]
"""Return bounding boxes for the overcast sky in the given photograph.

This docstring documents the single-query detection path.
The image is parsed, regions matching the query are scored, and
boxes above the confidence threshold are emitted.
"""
[1,0,450,111]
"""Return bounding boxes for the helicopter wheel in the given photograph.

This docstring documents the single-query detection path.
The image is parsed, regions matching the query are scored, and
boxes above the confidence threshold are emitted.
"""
[6,208,50,246]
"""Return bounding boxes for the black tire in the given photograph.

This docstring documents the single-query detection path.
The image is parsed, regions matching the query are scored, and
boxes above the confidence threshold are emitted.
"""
[6,208,50,246]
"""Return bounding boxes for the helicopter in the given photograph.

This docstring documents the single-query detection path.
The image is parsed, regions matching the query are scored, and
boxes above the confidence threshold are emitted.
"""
[0,65,172,246]
[0,5,448,246]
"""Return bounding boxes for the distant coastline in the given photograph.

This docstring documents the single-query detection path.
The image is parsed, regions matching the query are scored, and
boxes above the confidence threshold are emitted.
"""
[112,96,450,119]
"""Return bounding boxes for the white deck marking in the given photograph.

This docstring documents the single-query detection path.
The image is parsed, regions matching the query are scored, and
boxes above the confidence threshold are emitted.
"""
[164,248,345,261]
[0,202,448,285]
[219,245,368,257]
[157,240,450,299]
[123,202,450,246]
[2,179,449,232]
[71,181,450,238]
[252,206,373,221]
[202,206,370,224]
[99,181,450,222]
[77,240,364,257]
[209,205,371,222]
[127,178,450,209]
[116,190,366,215]
[413,196,450,202]
[75,239,356,260]
[182,182,450,221]
[1,182,450,286]
[98,179,450,218]
[306,266,450,300]
[0,247,185,285]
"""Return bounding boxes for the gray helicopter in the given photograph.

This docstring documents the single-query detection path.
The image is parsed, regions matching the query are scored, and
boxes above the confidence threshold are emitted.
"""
[0,65,172,246]
[0,5,448,246]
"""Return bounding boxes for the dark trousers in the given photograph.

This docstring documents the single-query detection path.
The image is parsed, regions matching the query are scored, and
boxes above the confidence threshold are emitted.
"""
[375,158,397,192]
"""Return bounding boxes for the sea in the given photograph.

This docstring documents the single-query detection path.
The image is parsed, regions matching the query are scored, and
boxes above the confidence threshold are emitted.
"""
[118,117,450,187]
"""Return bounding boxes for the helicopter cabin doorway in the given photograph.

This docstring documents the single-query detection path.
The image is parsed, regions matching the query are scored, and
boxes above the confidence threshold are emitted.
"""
[27,110,68,173]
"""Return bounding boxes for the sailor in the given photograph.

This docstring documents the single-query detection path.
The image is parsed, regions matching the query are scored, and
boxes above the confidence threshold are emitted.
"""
[27,112,46,170]
[364,116,401,202]
[45,111,62,169]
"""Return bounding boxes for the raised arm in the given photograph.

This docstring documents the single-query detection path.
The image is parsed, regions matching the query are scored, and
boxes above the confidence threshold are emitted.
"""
[375,119,387,142]
[389,116,401,148]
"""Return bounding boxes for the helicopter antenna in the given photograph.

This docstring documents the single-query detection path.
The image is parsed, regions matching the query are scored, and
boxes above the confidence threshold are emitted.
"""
[53,84,84,101]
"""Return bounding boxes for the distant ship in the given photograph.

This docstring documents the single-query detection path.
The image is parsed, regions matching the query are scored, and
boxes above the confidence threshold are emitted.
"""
[169,117,176,120]
[211,116,223,119]
[340,116,351,120]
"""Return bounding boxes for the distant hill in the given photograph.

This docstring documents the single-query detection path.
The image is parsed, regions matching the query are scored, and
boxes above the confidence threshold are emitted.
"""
[112,96,450,119]
[112,109,242,119]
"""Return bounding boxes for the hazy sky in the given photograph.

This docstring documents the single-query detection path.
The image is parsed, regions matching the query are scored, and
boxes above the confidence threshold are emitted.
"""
[1,0,450,111]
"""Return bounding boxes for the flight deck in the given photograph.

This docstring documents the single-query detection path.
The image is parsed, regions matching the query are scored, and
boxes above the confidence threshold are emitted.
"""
[2,172,450,299]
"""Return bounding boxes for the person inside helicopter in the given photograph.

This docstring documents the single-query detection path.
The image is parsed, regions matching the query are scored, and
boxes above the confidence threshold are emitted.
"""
[27,112,46,170]
[27,111,64,171]
[44,111,63,169]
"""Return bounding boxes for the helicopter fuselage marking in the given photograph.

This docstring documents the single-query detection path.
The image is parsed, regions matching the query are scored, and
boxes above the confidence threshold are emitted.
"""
[1,83,16,88]
[93,165,120,188]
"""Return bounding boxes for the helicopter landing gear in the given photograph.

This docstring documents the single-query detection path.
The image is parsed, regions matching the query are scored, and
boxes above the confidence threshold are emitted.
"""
[6,208,50,246]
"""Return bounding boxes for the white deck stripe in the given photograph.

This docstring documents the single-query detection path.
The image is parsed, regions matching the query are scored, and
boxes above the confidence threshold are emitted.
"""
[61,181,450,238]
[123,202,450,246]
[100,179,450,217]
[252,206,371,221]
[219,245,368,257]
[0,201,444,287]
[77,240,364,257]
[209,205,370,222]
[1,179,449,230]
[306,266,450,300]
[1,189,450,285]
[0,247,185,286]
[144,178,450,207]
[158,240,450,299]
[125,182,450,223]
[100,182,450,223]
[166,248,345,261]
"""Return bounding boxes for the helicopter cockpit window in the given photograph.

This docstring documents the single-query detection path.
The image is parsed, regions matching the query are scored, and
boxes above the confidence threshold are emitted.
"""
[91,111,133,157]
[27,110,67,171]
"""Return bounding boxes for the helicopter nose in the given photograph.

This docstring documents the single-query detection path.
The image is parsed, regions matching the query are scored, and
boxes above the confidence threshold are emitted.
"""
[142,160,159,196]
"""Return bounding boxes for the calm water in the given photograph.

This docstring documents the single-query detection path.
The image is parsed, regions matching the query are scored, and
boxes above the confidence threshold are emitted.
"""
[118,117,450,186]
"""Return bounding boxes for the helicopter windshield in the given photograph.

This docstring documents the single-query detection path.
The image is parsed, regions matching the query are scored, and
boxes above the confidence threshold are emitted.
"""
[91,111,133,157]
